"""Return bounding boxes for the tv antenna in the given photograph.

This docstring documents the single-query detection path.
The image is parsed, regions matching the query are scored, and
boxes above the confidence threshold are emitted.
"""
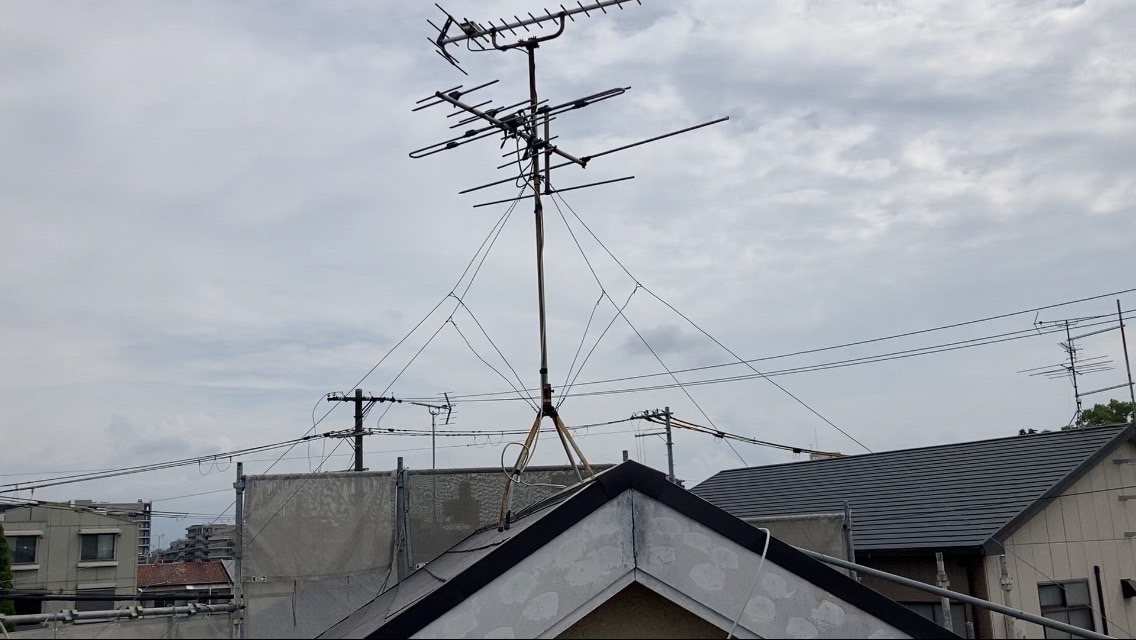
[1019,301,1136,426]
[414,0,729,528]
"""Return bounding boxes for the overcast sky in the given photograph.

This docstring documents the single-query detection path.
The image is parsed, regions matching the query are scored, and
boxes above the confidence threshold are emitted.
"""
[2,0,1134,548]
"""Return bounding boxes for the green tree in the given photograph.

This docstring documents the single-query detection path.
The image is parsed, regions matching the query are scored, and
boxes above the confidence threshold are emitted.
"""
[0,523,14,616]
[1074,399,1134,428]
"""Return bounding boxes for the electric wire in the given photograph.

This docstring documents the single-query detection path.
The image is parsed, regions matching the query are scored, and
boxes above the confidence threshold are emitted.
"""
[404,313,1128,405]
[0,436,332,494]
[399,282,1135,404]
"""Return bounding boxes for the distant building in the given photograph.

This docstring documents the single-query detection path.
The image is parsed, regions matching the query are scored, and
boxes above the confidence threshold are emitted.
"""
[1,502,139,616]
[187,523,237,561]
[71,499,152,560]
[153,524,237,563]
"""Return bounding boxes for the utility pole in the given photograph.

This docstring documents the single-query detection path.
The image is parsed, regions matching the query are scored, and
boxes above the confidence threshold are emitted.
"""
[233,462,244,640]
[633,408,677,483]
[325,389,371,471]
[663,406,675,484]
[414,1,727,529]
[353,388,364,471]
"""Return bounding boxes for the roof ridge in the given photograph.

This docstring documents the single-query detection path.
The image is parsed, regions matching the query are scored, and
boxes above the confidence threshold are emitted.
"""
[714,423,1131,475]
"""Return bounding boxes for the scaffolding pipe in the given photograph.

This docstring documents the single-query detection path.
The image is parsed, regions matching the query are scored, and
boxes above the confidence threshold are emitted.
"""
[0,603,239,626]
[798,549,1112,640]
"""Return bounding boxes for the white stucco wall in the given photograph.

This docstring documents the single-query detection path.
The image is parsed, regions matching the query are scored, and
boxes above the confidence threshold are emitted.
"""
[412,489,911,639]
[634,495,908,639]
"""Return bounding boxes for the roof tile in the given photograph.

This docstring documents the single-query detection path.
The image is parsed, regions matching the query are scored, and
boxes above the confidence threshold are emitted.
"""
[691,426,1131,551]
[138,561,231,588]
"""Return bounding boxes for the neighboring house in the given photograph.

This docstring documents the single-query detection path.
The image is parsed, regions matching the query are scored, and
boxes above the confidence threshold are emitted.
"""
[1,503,139,616]
[138,560,232,607]
[318,461,949,639]
[692,424,1136,639]
[242,463,613,639]
[71,499,153,560]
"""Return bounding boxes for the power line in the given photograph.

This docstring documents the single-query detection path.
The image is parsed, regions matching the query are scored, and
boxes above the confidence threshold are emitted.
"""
[0,428,370,495]
[403,312,1128,405]
[637,414,838,457]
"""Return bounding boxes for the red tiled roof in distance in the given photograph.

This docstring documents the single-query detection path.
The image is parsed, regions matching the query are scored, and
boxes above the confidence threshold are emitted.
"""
[138,561,231,588]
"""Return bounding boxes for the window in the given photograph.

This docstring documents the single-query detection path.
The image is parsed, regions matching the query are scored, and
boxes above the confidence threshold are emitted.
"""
[902,602,967,636]
[75,587,116,613]
[80,533,116,561]
[6,536,37,564]
[1038,581,1094,640]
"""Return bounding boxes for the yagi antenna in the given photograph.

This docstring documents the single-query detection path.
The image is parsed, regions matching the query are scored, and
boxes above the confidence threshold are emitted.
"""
[413,0,728,530]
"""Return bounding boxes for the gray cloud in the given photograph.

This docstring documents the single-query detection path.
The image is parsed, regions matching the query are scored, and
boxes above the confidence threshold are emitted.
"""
[1,0,1133,546]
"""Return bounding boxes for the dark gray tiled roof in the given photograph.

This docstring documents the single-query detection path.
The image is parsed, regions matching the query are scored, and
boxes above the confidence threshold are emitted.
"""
[691,425,1133,552]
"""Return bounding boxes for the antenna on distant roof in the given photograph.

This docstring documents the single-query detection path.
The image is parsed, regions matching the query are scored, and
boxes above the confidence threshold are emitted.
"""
[415,0,729,530]
[1020,301,1136,426]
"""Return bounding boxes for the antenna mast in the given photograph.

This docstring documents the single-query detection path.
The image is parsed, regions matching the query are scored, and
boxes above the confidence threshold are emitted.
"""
[413,0,728,529]
[1021,307,1136,426]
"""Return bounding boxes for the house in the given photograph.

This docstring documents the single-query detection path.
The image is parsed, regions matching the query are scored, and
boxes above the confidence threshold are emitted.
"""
[138,560,232,607]
[1,502,139,616]
[691,424,1136,639]
[318,460,950,639]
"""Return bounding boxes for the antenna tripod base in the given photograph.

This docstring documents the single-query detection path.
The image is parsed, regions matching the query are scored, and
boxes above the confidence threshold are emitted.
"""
[498,399,594,531]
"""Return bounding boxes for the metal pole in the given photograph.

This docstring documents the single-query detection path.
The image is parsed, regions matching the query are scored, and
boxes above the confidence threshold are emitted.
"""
[525,43,554,420]
[1094,565,1110,636]
[1119,300,1136,411]
[1067,323,1083,419]
[842,501,858,582]
[664,407,675,483]
[935,552,954,633]
[0,604,239,626]
[354,389,364,471]
[1000,555,1016,639]
[395,457,410,581]
[800,549,1111,640]
[431,412,437,470]
[233,463,244,640]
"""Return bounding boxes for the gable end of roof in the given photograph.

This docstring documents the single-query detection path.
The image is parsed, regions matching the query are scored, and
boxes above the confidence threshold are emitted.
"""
[984,424,1135,552]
